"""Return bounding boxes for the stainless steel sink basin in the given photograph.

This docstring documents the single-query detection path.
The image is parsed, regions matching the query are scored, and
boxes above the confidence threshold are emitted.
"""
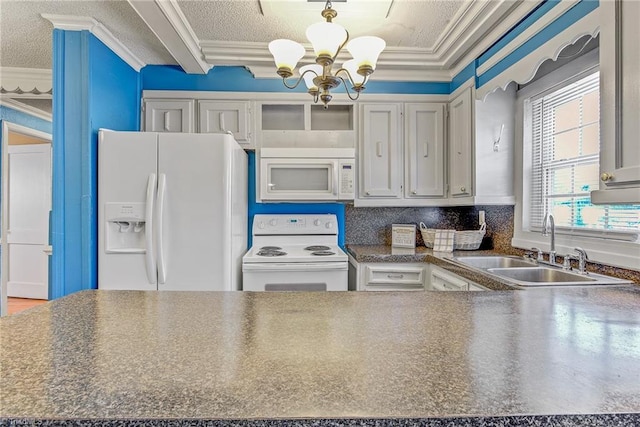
[487,267,632,287]
[453,256,537,269]
[488,267,595,283]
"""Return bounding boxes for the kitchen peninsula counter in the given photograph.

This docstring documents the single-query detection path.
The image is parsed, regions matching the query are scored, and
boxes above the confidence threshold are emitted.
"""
[2,289,640,426]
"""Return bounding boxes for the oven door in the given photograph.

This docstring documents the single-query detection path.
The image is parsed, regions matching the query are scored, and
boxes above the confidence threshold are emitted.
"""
[242,262,348,291]
[260,158,338,201]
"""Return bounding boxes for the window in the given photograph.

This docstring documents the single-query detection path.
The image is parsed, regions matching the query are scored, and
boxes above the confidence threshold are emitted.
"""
[528,71,640,235]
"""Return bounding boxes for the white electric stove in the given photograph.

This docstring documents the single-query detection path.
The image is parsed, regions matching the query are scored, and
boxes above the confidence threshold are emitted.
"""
[242,214,348,291]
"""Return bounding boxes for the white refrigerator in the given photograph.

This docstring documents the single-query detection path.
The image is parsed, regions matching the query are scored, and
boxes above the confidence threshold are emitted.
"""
[98,129,247,291]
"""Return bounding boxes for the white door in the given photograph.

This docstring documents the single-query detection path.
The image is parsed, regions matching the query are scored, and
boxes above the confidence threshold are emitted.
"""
[157,133,228,291]
[6,143,51,299]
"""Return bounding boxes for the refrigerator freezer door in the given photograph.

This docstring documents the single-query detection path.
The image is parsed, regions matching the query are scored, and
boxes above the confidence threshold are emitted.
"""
[98,130,158,290]
[157,133,236,291]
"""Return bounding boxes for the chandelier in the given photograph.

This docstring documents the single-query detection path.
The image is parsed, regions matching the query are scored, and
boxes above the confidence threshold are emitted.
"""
[268,0,386,108]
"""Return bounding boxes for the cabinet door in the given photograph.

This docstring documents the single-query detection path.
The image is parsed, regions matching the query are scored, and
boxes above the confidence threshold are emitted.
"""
[405,103,446,198]
[594,0,640,202]
[199,101,251,145]
[448,87,473,198]
[144,100,194,133]
[362,264,425,291]
[360,103,402,198]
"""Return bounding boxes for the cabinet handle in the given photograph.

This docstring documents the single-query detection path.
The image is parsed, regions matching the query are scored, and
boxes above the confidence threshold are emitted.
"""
[460,187,466,193]
[423,142,429,157]
[366,191,371,196]
[600,172,614,182]
[411,190,417,195]
[164,112,170,131]
[376,141,383,157]
[387,274,404,279]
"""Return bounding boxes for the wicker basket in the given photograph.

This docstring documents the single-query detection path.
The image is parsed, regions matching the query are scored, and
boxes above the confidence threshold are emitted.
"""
[419,222,486,250]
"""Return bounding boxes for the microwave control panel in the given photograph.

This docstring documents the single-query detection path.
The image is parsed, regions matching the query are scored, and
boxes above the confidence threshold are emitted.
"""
[339,160,355,199]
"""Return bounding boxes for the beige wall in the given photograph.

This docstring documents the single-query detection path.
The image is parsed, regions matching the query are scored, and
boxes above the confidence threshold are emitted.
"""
[8,130,49,145]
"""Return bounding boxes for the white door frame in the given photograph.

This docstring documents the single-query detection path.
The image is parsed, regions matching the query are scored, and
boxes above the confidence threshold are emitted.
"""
[0,121,52,316]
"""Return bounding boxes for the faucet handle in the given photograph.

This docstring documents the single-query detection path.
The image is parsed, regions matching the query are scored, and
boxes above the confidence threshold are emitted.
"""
[563,254,577,270]
[530,247,543,261]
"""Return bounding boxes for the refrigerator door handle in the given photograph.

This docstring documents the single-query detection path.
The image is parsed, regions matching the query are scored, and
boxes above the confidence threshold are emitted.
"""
[156,173,167,284]
[144,173,157,284]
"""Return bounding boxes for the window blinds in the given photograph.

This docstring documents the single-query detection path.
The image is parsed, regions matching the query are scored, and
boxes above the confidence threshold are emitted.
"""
[529,72,640,234]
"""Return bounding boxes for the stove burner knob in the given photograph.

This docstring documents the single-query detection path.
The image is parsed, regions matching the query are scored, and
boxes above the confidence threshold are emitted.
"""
[257,221,265,229]
[269,219,278,226]
[325,222,333,229]
[314,219,321,226]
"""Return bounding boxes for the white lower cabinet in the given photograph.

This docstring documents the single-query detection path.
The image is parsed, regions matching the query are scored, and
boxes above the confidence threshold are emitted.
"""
[428,265,488,291]
[348,259,426,291]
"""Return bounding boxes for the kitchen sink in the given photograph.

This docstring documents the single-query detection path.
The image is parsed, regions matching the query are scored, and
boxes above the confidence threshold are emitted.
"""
[453,256,537,269]
[487,267,632,287]
[450,255,633,288]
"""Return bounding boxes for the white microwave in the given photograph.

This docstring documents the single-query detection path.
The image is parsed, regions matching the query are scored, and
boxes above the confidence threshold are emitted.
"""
[259,148,355,201]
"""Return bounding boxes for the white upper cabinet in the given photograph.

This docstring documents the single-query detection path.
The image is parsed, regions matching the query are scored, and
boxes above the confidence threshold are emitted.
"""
[143,99,195,133]
[405,103,446,198]
[256,102,355,149]
[198,100,251,146]
[359,103,403,199]
[448,88,474,198]
[591,0,640,204]
[446,84,516,206]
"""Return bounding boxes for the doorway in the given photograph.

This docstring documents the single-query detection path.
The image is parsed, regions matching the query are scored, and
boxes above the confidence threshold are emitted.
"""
[1,121,52,316]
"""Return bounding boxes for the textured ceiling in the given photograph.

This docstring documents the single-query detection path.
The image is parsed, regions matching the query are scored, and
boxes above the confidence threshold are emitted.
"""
[179,0,465,49]
[1,0,467,71]
[0,0,176,69]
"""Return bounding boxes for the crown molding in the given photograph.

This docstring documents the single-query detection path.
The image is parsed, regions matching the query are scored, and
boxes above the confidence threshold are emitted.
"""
[41,14,145,71]
[448,0,543,79]
[476,9,600,101]
[127,0,211,74]
[0,67,52,96]
[476,0,580,76]
[0,98,53,122]
[200,41,451,82]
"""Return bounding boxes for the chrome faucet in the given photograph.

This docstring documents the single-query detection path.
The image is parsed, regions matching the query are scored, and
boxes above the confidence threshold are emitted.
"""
[542,213,556,264]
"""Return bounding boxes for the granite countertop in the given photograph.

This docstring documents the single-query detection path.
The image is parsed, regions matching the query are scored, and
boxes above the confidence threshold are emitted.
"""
[2,289,640,426]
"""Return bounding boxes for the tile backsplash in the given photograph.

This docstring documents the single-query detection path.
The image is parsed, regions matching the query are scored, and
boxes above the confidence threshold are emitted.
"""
[345,204,516,253]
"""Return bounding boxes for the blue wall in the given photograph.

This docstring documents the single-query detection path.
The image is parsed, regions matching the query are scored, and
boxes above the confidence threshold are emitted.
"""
[51,30,140,299]
[141,65,450,95]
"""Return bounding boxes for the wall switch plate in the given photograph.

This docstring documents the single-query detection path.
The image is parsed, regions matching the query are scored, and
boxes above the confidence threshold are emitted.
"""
[479,210,486,226]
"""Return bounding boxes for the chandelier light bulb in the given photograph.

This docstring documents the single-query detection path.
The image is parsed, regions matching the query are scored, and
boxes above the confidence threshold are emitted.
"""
[306,22,348,59]
[268,39,306,73]
[346,36,386,69]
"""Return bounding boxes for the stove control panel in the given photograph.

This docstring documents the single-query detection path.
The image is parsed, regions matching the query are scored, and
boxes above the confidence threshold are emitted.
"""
[253,214,338,235]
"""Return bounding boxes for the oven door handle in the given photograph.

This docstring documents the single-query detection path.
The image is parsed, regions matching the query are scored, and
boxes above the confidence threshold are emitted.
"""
[243,262,348,272]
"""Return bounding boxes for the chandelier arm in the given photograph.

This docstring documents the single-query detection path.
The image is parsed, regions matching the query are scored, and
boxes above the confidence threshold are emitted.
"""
[334,67,356,87]
[337,76,361,101]
[281,69,320,90]
[332,28,350,63]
